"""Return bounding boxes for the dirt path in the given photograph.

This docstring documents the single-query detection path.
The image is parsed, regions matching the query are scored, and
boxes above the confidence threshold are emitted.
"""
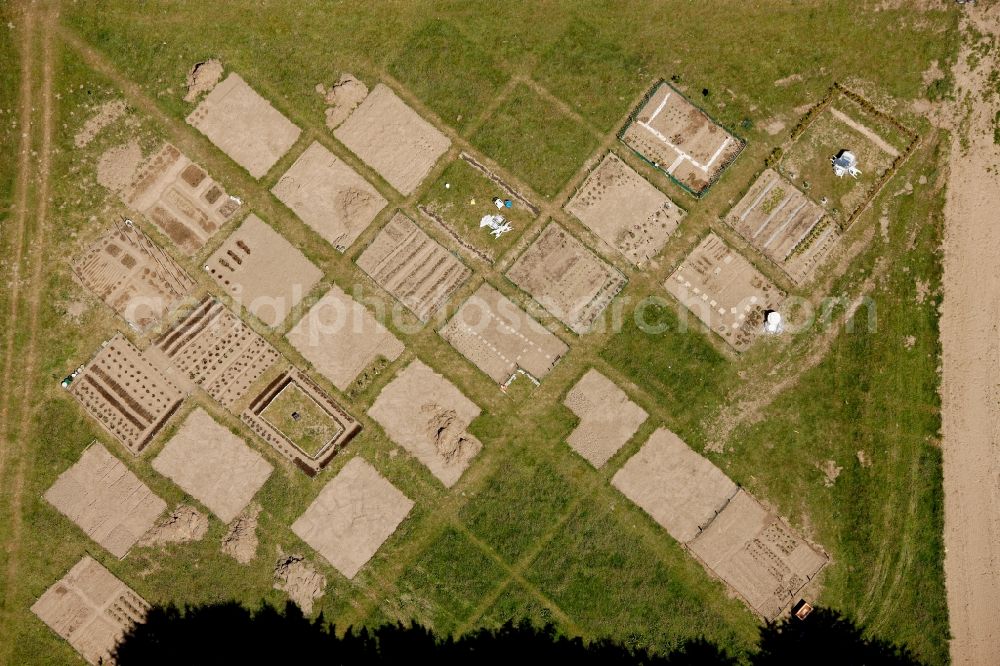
[940,6,1000,664]
[828,107,901,158]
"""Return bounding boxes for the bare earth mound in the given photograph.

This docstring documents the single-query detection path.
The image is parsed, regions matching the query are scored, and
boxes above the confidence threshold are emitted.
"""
[205,214,323,327]
[152,407,273,523]
[222,503,261,564]
[321,73,368,129]
[272,141,387,252]
[291,457,413,579]
[664,233,784,351]
[566,153,685,265]
[285,285,404,392]
[564,369,647,468]
[96,140,144,194]
[75,99,127,148]
[184,59,223,102]
[136,504,209,547]
[273,554,326,615]
[31,556,149,665]
[505,223,627,334]
[187,73,301,179]
[368,360,482,487]
[335,83,451,195]
[44,442,167,558]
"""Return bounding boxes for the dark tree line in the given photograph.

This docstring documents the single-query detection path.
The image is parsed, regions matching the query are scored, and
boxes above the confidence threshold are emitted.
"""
[113,601,923,666]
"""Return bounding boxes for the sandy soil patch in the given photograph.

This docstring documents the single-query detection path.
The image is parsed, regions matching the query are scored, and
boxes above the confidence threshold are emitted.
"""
[186,73,301,179]
[335,83,450,195]
[319,73,368,129]
[690,490,828,620]
[940,7,1000,664]
[440,283,569,384]
[506,222,627,334]
[222,502,261,564]
[122,143,242,255]
[773,73,803,87]
[566,153,685,266]
[205,214,322,327]
[242,368,361,476]
[564,369,647,468]
[150,296,281,409]
[75,99,127,148]
[273,553,327,614]
[96,140,144,194]
[356,211,471,322]
[69,334,185,455]
[664,233,784,352]
[136,504,208,547]
[74,221,195,331]
[184,59,223,102]
[369,360,482,487]
[621,82,744,195]
[31,556,149,665]
[44,442,166,558]
[152,408,273,523]
[291,457,413,579]
[612,428,737,543]
[285,285,404,392]
[272,141,387,252]
[725,168,841,285]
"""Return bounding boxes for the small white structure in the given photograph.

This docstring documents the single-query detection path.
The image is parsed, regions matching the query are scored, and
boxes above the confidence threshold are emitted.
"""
[480,214,512,239]
[763,310,783,334]
[831,150,861,179]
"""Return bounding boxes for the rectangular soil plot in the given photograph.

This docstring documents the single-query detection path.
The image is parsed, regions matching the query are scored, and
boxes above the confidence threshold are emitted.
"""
[150,296,281,409]
[612,428,737,544]
[368,360,482,488]
[564,369,647,468]
[44,442,167,558]
[69,333,185,455]
[566,152,685,266]
[123,143,242,255]
[690,490,828,620]
[271,141,387,252]
[205,214,323,327]
[292,457,413,579]
[440,283,568,384]
[621,82,744,196]
[242,368,361,476]
[334,83,451,195]
[505,222,626,334]
[187,73,301,179]
[725,168,841,285]
[356,211,471,322]
[285,285,404,392]
[31,556,149,665]
[72,221,195,332]
[664,233,784,352]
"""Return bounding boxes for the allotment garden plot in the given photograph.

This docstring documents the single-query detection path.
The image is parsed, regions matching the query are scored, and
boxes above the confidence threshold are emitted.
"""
[621,82,743,196]
[566,152,685,265]
[564,369,647,468]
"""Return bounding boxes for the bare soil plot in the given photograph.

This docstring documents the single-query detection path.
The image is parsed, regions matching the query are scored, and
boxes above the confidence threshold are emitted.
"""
[612,428,737,543]
[285,285,403,392]
[663,233,784,352]
[689,490,828,620]
[122,143,243,255]
[273,554,327,614]
[150,296,281,409]
[75,99,127,148]
[31,556,148,665]
[724,168,841,285]
[152,408,273,523]
[291,457,414,579]
[72,221,195,331]
[621,82,744,196]
[205,214,323,327]
[242,368,361,476]
[44,442,167,558]
[356,211,471,322]
[186,73,301,179]
[441,283,569,384]
[566,153,686,265]
[505,222,627,334]
[271,141,387,252]
[564,369,647,468]
[69,333,185,455]
[368,360,482,487]
[334,83,451,195]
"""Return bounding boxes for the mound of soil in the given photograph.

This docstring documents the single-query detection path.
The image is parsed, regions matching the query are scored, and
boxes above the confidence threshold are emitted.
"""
[184,59,223,102]
[321,73,368,129]
[221,503,261,564]
[138,505,208,547]
[273,553,326,615]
